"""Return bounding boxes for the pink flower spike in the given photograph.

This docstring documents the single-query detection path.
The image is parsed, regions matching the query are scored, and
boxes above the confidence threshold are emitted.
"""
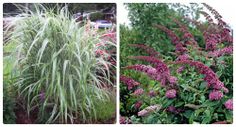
[169,76,177,84]
[133,88,144,96]
[120,75,140,90]
[224,99,233,110]
[134,101,143,109]
[177,66,185,73]
[209,90,223,101]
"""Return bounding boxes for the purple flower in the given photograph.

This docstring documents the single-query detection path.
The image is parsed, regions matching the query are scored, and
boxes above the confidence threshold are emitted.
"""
[208,46,233,57]
[220,28,233,43]
[175,43,187,54]
[176,54,189,61]
[204,33,220,51]
[222,87,229,93]
[134,101,143,109]
[165,89,177,99]
[209,90,223,101]
[128,56,170,74]
[127,56,176,86]
[125,64,162,82]
[177,66,185,73]
[120,116,126,124]
[167,106,176,113]
[133,88,144,96]
[149,90,156,97]
[169,76,177,84]
[224,99,233,110]
[120,75,140,90]
[120,116,131,124]
[183,32,193,39]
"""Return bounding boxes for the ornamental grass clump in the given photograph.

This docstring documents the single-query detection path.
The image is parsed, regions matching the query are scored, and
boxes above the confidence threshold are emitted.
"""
[5,4,116,123]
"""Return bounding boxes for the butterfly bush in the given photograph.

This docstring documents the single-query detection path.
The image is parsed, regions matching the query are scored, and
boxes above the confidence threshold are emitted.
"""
[120,75,140,90]
[120,3,232,124]
[127,56,178,86]
[125,64,162,81]
[175,60,228,92]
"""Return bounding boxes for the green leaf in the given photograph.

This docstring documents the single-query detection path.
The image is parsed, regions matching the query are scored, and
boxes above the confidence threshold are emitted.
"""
[202,100,220,107]
[202,109,211,124]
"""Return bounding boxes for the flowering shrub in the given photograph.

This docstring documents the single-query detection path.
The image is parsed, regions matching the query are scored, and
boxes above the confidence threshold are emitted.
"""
[120,3,232,124]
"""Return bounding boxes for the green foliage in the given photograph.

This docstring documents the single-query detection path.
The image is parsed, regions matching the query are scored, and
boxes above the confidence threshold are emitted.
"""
[125,3,176,55]
[90,12,104,21]
[3,78,16,124]
[93,94,116,121]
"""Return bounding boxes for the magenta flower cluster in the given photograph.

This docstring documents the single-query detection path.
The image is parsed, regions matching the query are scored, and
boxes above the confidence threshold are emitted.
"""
[176,54,189,73]
[220,28,233,43]
[176,54,189,61]
[149,90,156,97]
[125,64,162,81]
[208,46,233,57]
[177,66,185,73]
[134,101,143,109]
[204,32,221,51]
[127,56,178,86]
[166,106,183,114]
[224,99,233,110]
[175,43,187,54]
[133,88,144,96]
[120,75,140,90]
[209,90,223,100]
[120,116,131,124]
[165,89,177,99]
